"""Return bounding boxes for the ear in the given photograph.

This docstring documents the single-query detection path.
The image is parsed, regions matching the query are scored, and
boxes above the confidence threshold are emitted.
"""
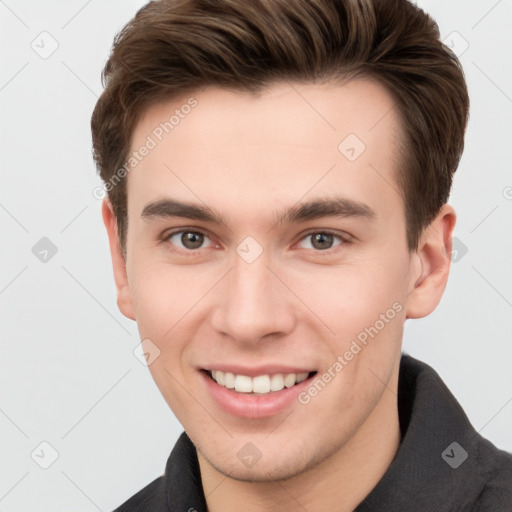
[102,198,135,320]
[405,204,456,319]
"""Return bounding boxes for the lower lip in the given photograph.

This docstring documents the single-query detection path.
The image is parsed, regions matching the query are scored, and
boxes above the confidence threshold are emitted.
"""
[200,370,315,418]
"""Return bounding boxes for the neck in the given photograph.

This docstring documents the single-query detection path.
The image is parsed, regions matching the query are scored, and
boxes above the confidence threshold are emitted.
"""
[198,372,401,512]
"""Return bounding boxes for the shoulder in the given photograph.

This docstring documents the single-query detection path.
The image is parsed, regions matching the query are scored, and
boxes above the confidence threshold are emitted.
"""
[111,431,205,512]
[472,438,512,511]
[112,476,167,512]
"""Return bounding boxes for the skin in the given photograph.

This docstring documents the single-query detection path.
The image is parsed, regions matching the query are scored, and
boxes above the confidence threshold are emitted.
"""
[103,79,456,511]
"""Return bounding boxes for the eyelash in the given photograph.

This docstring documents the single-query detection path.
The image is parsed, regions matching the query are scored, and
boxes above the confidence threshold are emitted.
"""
[162,228,350,255]
[295,230,348,255]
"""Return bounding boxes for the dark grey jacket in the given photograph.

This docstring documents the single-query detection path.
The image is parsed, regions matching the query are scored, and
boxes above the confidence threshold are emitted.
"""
[113,355,512,511]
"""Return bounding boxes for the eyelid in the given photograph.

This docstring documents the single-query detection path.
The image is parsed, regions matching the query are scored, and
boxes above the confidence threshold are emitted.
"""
[162,227,217,251]
[294,229,350,252]
[161,227,352,253]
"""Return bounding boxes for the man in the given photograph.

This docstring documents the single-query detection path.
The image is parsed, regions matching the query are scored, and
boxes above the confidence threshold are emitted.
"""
[91,0,512,510]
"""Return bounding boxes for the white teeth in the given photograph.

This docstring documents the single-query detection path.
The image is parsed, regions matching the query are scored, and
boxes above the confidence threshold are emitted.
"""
[213,370,224,386]
[270,374,284,391]
[234,375,252,393]
[283,373,296,388]
[223,372,235,389]
[210,370,311,394]
[252,375,271,394]
[296,372,309,383]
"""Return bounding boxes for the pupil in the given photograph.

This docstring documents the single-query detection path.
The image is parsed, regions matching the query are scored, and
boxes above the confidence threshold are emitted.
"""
[312,233,333,250]
[182,232,203,249]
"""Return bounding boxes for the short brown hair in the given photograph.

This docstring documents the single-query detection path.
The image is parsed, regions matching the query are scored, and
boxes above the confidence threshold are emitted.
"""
[91,0,469,253]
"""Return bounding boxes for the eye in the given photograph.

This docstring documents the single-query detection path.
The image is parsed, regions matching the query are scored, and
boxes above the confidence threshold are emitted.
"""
[166,230,213,251]
[297,231,345,251]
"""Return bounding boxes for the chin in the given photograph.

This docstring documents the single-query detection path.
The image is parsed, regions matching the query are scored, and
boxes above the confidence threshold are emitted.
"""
[211,456,309,483]
[198,436,337,484]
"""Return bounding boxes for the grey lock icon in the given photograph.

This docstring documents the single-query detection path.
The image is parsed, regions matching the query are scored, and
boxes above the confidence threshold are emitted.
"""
[133,338,161,366]
[31,441,59,469]
[31,31,59,59]
[441,442,468,469]
[236,236,263,264]
[237,442,262,468]
[450,237,468,263]
[32,237,58,263]
[443,31,469,58]
[338,133,366,162]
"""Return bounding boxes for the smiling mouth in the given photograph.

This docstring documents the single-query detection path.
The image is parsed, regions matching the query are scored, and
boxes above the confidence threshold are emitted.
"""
[202,369,317,395]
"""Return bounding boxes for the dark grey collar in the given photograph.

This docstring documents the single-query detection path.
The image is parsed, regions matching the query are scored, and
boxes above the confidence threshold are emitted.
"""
[162,355,509,512]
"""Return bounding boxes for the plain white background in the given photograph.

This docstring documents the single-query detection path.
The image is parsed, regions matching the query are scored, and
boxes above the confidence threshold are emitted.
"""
[1,0,511,510]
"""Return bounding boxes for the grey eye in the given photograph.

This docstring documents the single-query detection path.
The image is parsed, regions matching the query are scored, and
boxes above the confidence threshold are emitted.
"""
[169,231,207,250]
[298,232,343,251]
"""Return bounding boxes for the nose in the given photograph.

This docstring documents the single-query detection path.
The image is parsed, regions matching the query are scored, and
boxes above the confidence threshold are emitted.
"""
[210,253,297,346]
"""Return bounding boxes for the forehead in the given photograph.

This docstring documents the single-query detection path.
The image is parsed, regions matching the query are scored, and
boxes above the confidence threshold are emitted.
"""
[127,79,404,225]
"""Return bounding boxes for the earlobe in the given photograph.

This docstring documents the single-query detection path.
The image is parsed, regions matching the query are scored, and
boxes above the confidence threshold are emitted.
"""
[101,198,136,321]
[405,204,456,319]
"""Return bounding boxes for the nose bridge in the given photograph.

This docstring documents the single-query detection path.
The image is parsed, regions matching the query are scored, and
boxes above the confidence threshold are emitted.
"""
[233,253,272,307]
[211,249,295,344]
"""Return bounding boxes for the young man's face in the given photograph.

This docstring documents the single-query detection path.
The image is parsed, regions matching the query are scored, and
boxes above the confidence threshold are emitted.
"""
[104,79,450,481]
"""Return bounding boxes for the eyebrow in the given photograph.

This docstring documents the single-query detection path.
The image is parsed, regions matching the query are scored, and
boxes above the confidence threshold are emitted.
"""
[141,196,376,227]
[275,196,375,227]
[141,199,226,224]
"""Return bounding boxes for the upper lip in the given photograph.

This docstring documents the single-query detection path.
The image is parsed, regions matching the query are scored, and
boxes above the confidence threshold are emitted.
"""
[201,364,315,377]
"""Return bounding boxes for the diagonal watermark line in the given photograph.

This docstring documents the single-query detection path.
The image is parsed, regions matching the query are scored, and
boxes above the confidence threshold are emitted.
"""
[61,265,131,334]
[0,203,29,232]
[0,0,29,28]
[367,366,397,397]
[368,163,403,200]
[265,266,336,335]
[471,265,512,308]
[265,410,293,438]
[61,61,98,98]
[471,0,503,29]
[472,61,512,104]
[61,0,94,29]
[276,481,310,512]
[0,62,29,92]
[368,105,396,132]
[285,81,336,131]
[372,358,473,442]
[0,265,28,295]
[61,369,131,439]
[204,474,229,498]
[61,204,89,233]
[393,469,440,512]
[367,364,442,441]
[61,471,103,511]
[369,161,431,234]
[375,364,512,512]
[469,204,499,233]
[369,162,430,234]
[267,163,337,234]
[163,163,233,233]
[163,367,234,438]
[0,471,29,502]
[0,408,29,438]
[164,267,234,337]
[477,395,512,434]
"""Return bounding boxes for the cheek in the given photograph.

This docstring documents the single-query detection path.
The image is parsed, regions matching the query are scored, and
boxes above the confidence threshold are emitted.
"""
[128,260,212,336]
[293,260,406,419]
[128,265,207,415]
[126,261,225,399]
[290,257,407,341]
